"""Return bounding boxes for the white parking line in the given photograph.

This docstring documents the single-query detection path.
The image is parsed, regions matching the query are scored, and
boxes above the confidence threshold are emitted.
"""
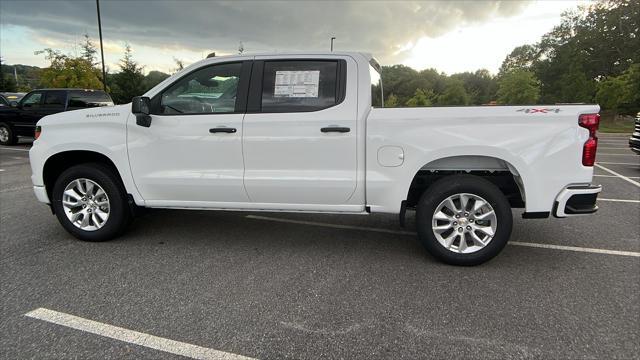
[246,215,640,257]
[594,174,640,179]
[596,161,640,166]
[25,308,256,360]
[598,153,637,156]
[595,163,640,187]
[599,198,640,203]
[0,146,30,152]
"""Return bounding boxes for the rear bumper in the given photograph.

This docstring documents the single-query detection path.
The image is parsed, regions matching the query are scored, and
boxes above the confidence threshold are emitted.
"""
[553,185,601,218]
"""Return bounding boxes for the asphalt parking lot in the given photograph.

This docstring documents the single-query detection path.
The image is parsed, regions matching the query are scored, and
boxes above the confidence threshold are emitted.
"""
[1,133,638,359]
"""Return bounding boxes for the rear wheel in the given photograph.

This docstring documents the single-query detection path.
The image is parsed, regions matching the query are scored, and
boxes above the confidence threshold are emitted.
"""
[52,163,131,241]
[416,175,512,266]
[0,123,17,145]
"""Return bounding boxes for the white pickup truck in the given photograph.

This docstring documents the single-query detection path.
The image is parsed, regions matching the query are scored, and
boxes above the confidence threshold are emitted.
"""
[29,52,602,265]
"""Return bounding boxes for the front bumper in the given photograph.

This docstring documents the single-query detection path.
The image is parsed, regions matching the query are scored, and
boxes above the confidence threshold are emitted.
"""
[33,185,50,204]
[553,184,601,218]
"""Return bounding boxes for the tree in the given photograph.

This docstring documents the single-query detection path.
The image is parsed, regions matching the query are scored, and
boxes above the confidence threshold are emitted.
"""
[499,45,538,75]
[173,58,185,74]
[80,33,98,66]
[36,48,103,89]
[497,70,541,105]
[451,69,497,105]
[385,93,399,107]
[437,79,470,106]
[143,70,170,91]
[596,63,640,114]
[405,88,434,107]
[111,44,146,104]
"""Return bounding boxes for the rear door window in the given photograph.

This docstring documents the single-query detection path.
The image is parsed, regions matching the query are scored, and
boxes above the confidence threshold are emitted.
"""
[43,91,66,110]
[260,60,342,113]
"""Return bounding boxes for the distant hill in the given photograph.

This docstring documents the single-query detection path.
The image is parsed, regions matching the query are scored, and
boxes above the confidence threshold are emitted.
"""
[1,64,42,91]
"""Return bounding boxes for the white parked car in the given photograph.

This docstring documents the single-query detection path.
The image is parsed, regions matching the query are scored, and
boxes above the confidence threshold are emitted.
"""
[29,52,602,265]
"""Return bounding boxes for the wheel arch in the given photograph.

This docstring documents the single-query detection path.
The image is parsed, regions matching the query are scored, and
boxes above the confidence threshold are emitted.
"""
[43,150,129,202]
[405,155,526,209]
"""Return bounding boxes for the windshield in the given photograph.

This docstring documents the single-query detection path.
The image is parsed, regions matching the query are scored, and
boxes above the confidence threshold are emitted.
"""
[369,59,383,108]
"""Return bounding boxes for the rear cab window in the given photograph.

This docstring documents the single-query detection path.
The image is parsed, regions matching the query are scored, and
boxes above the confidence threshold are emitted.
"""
[67,90,114,110]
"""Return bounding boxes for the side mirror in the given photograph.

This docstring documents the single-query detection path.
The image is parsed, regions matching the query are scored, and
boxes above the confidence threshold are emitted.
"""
[131,96,152,127]
[9,101,18,108]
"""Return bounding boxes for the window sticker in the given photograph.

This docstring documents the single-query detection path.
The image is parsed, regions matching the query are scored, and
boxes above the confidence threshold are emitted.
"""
[274,70,320,98]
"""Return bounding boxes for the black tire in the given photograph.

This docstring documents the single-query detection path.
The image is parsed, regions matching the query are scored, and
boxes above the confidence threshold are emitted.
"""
[52,163,131,242]
[0,122,17,145]
[416,174,513,266]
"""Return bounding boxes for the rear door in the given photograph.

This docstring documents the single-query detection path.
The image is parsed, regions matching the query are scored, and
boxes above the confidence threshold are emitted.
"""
[41,90,67,116]
[242,57,358,205]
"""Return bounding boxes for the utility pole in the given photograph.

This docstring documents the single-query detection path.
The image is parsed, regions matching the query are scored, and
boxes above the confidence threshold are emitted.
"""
[96,0,107,91]
[331,37,336,52]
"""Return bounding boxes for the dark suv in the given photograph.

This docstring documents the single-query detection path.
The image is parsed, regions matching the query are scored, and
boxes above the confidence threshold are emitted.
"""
[630,112,640,154]
[0,88,114,145]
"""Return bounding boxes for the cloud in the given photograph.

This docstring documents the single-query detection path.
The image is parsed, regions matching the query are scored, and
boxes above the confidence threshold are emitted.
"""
[0,0,532,65]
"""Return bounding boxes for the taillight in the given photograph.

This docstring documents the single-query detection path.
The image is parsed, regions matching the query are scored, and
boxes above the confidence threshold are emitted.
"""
[579,114,599,166]
[34,125,41,140]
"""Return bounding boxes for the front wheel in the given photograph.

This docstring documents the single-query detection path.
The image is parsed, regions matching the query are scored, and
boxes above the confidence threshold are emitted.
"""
[52,163,131,242]
[416,175,513,266]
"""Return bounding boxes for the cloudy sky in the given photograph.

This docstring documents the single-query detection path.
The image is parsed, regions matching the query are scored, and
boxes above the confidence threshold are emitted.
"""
[0,0,586,75]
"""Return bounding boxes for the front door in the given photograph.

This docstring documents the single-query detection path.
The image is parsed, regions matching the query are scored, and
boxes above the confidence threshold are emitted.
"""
[15,91,44,134]
[127,61,251,205]
[242,57,358,206]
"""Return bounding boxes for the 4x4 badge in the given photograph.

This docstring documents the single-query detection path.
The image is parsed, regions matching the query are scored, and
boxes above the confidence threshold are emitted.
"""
[517,108,561,113]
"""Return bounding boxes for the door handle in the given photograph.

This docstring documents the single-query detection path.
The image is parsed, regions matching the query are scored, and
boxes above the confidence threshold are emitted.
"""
[209,127,237,134]
[321,126,350,133]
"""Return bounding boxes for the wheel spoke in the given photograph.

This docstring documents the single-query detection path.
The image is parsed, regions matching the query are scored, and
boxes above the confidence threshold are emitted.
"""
[62,200,80,208]
[475,210,495,220]
[63,189,81,202]
[458,233,467,252]
[70,211,83,223]
[443,232,456,249]
[473,198,486,212]
[459,194,469,212]
[75,179,85,195]
[84,180,94,197]
[92,213,102,226]
[95,209,108,221]
[475,225,495,237]
[444,198,459,213]
[80,213,90,227]
[432,224,451,233]
[470,231,487,246]
[434,211,451,221]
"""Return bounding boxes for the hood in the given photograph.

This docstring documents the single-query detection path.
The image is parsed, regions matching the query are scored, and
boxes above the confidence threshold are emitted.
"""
[38,104,131,127]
